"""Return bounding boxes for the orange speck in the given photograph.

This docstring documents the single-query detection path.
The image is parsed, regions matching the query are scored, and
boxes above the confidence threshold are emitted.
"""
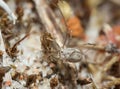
[113,25,120,35]
[19,75,24,80]
[66,16,85,39]
[5,81,11,86]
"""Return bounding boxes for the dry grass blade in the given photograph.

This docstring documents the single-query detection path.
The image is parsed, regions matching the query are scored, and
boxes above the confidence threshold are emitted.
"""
[33,0,64,47]
[6,33,30,58]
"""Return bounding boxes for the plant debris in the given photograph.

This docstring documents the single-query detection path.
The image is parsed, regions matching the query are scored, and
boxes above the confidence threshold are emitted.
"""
[0,0,120,89]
